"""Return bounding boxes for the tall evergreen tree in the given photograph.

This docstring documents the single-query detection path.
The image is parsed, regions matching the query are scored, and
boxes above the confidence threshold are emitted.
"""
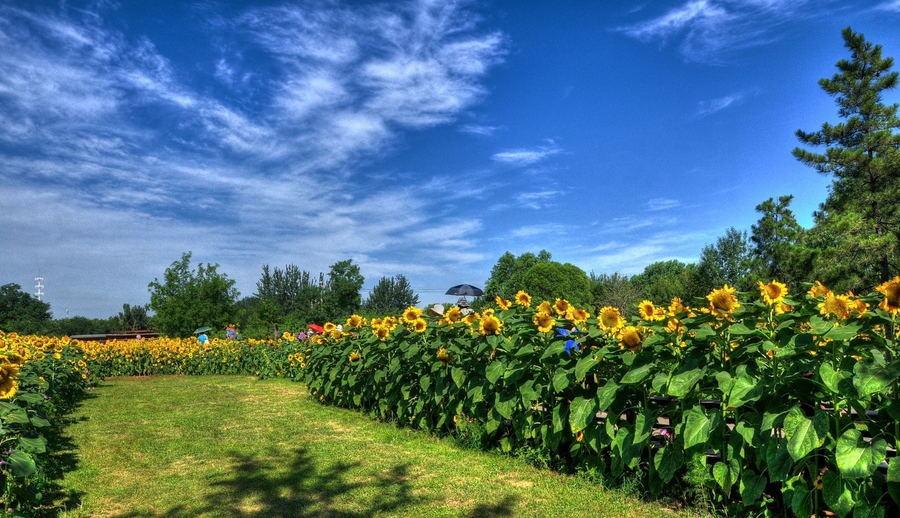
[364,275,419,314]
[694,228,757,294]
[750,195,806,285]
[793,27,900,288]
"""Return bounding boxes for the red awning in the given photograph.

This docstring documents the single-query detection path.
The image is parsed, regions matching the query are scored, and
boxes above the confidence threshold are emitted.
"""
[307,323,324,333]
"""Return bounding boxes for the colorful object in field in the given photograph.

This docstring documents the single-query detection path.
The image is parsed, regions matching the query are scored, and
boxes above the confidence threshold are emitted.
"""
[197,334,208,344]
[307,323,324,334]
[225,325,238,340]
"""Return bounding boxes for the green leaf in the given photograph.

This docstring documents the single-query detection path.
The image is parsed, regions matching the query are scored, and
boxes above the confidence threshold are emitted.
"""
[552,404,567,434]
[888,457,900,506]
[667,366,705,398]
[734,421,756,446]
[2,407,29,424]
[7,451,36,478]
[818,362,847,394]
[620,362,654,384]
[450,367,466,388]
[853,361,890,399]
[653,445,682,483]
[519,380,540,404]
[728,323,755,335]
[822,471,855,517]
[552,369,571,392]
[712,461,736,492]
[574,355,601,382]
[765,440,792,482]
[739,470,766,505]
[823,323,861,342]
[835,428,887,479]
[494,394,516,419]
[681,407,711,450]
[783,407,827,462]
[419,375,431,392]
[597,380,618,411]
[485,361,505,384]
[17,436,46,454]
[568,396,596,434]
[725,373,761,409]
[634,410,652,444]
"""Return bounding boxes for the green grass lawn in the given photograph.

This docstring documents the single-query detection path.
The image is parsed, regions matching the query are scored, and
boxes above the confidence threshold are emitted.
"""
[58,376,696,517]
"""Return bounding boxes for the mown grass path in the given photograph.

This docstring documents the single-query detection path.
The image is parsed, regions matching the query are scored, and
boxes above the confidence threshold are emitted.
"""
[59,376,693,517]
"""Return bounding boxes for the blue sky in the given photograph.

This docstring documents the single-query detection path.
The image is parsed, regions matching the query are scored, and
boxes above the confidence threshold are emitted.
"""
[2,0,900,317]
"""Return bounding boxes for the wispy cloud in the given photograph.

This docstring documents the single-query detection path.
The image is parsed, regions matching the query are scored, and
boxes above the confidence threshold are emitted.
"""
[619,0,816,62]
[646,197,681,211]
[492,142,561,166]
[0,1,505,315]
[511,223,567,238]
[459,123,501,136]
[876,0,900,12]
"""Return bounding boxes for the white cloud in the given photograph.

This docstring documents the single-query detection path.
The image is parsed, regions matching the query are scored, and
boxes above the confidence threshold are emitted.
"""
[511,223,566,238]
[492,142,561,166]
[876,0,900,12]
[0,1,505,316]
[619,0,815,62]
[459,123,501,136]
[646,197,682,211]
[697,92,746,116]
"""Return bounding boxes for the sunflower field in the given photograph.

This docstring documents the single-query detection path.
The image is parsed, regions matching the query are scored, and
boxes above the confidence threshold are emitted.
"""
[0,332,91,512]
[299,278,900,517]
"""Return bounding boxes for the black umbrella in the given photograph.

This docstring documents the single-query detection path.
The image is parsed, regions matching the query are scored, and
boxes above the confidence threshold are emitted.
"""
[445,284,484,297]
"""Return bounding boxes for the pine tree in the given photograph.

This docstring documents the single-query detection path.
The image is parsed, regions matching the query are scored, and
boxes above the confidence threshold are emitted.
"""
[793,27,900,287]
[750,195,805,286]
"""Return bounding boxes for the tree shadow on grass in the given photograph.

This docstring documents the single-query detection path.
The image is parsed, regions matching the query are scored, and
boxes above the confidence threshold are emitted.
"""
[114,446,430,517]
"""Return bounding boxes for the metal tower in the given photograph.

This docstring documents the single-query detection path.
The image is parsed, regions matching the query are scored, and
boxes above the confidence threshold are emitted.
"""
[34,276,44,301]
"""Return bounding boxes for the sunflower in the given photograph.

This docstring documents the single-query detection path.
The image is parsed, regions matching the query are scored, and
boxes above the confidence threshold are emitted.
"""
[775,303,793,315]
[808,281,830,298]
[479,314,503,336]
[463,312,479,325]
[567,307,589,324]
[553,298,571,316]
[638,300,666,321]
[818,292,852,320]
[410,318,428,333]
[876,276,900,315]
[282,331,294,341]
[441,306,462,324]
[666,318,685,334]
[536,301,553,315]
[618,326,643,352]
[514,290,532,307]
[598,306,625,332]
[482,308,496,318]
[706,285,741,318]
[374,326,391,341]
[330,330,343,340]
[758,280,788,305]
[668,297,686,317]
[348,351,361,363]
[0,363,18,400]
[346,314,366,328]
[849,294,868,317]
[495,296,512,310]
[402,306,423,323]
[436,347,452,364]
[533,312,556,333]
[323,322,337,333]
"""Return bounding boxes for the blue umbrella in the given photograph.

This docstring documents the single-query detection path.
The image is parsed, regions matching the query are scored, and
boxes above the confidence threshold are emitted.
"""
[445,284,484,297]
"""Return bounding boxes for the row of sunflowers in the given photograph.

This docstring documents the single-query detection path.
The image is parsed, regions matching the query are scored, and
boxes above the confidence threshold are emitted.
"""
[0,332,91,512]
[298,278,900,517]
